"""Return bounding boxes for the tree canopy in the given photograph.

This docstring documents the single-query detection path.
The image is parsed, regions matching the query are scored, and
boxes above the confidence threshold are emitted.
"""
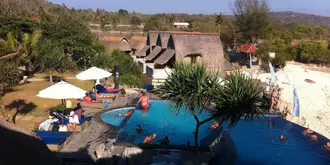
[232,0,271,43]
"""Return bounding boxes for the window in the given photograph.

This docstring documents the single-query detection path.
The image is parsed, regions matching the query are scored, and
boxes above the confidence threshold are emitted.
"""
[191,56,197,64]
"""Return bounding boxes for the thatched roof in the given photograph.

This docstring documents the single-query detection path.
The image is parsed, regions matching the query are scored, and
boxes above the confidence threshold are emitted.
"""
[154,48,175,65]
[135,46,149,57]
[145,46,162,61]
[130,35,147,51]
[158,32,171,49]
[169,32,231,70]
[119,38,132,52]
[0,117,57,165]
[147,31,159,46]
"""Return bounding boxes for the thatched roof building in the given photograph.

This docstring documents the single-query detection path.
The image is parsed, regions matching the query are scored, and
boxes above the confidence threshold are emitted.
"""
[130,36,147,51]
[154,32,232,71]
[146,31,159,47]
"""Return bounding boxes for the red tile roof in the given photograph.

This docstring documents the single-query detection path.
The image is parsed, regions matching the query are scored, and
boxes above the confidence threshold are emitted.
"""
[238,44,257,53]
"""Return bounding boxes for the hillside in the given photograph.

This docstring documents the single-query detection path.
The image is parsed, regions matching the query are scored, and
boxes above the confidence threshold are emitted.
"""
[270,11,330,26]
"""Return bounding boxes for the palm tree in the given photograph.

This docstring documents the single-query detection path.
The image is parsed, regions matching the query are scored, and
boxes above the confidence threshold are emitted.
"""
[153,63,266,148]
[214,13,224,35]
[0,31,42,77]
[153,63,221,148]
[213,71,266,128]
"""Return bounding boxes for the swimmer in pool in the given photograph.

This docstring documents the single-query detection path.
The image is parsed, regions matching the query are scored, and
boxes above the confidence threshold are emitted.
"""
[324,142,330,149]
[273,135,288,142]
[158,136,170,145]
[310,132,318,141]
[143,134,156,144]
[136,125,143,132]
[209,121,220,129]
[303,128,313,135]
[118,109,133,117]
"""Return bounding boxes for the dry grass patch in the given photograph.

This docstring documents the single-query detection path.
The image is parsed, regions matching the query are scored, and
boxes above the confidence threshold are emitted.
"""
[2,79,94,129]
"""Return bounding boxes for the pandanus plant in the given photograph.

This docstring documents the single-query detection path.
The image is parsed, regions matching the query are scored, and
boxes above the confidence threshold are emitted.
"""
[153,62,265,148]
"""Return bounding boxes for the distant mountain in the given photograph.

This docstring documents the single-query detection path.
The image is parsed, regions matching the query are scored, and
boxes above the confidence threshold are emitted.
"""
[270,11,330,26]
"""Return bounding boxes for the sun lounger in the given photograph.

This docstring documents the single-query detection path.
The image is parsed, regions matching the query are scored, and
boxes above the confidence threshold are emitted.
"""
[33,131,73,152]
[77,99,110,109]
[49,116,93,132]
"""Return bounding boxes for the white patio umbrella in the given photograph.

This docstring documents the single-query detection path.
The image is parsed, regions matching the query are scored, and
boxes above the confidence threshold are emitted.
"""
[37,81,86,126]
[76,66,112,84]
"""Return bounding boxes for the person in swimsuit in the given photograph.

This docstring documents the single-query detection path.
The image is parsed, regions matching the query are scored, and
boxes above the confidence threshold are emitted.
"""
[143,134,156,144]
[136,125,142,132]
[272,135,288,142]
[136,91,150,110]
[209,121,220,129]
[303,128,313,135]
[324,142,330,149]
[118,109,133,117]
[311,132,318,141]
[159,136,170,145]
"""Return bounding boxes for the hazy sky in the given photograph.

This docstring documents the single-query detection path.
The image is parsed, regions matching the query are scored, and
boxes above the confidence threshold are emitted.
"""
[49,0,330,16]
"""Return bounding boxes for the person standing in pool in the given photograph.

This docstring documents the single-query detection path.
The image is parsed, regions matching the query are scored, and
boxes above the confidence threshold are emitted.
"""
[324,142,330,149]
[136,91,150,111]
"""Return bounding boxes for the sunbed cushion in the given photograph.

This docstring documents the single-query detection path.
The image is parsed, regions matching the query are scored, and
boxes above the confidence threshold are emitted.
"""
[33,131,72,145]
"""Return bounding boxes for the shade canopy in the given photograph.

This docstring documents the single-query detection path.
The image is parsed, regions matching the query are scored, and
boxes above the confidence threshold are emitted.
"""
[76,67,112,80]
[37,81,86,99]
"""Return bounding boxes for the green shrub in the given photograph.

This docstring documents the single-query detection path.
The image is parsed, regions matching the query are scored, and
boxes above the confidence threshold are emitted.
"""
[119,74,143,88]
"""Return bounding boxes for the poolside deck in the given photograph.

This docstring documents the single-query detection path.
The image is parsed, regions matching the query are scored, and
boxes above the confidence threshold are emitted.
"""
[57,91,141,163]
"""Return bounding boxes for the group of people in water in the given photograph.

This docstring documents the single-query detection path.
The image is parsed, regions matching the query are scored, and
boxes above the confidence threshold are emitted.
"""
[273,127,330,149]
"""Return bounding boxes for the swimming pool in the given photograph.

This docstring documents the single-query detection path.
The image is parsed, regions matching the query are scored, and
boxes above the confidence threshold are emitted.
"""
[229,116,330,165]
[101,100,330,165]
[102,100,219,146]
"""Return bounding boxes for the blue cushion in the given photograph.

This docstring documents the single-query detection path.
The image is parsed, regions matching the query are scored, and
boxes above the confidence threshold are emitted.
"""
[33,131,72,145]
[41,137,67,145]
[33,131,72,137]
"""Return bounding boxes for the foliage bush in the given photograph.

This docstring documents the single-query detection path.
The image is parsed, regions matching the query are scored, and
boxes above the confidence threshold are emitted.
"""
[0,62,21,95]
[119,74,143,88]
[91,49,141,77]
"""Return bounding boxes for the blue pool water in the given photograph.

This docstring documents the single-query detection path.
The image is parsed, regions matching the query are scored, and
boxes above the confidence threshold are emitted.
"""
[101,107,133,127]
[229,116,330,165]
[101,100,330,165]
[102,100,218,145]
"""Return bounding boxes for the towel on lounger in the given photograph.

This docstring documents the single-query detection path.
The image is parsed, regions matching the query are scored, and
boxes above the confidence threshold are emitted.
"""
[39,118,59,131]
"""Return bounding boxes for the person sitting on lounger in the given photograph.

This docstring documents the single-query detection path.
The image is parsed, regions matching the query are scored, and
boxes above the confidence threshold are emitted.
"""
[303,128,313,135]
[158,136,170,145]
[143,134,156,144]
[83,93,102,103]
[311,132,318,141]
[73,103,85,119]
[324,142,330,149]
[209,121,220,129]
[119,109,133,117]
[136,91,150,110]
[67,111,79,132]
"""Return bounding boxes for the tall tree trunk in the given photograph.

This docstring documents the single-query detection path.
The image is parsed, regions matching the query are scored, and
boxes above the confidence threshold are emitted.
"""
[49,70,53,83]
[25,64,32,78]
[12,110,19,124]
[194,123,200,148]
